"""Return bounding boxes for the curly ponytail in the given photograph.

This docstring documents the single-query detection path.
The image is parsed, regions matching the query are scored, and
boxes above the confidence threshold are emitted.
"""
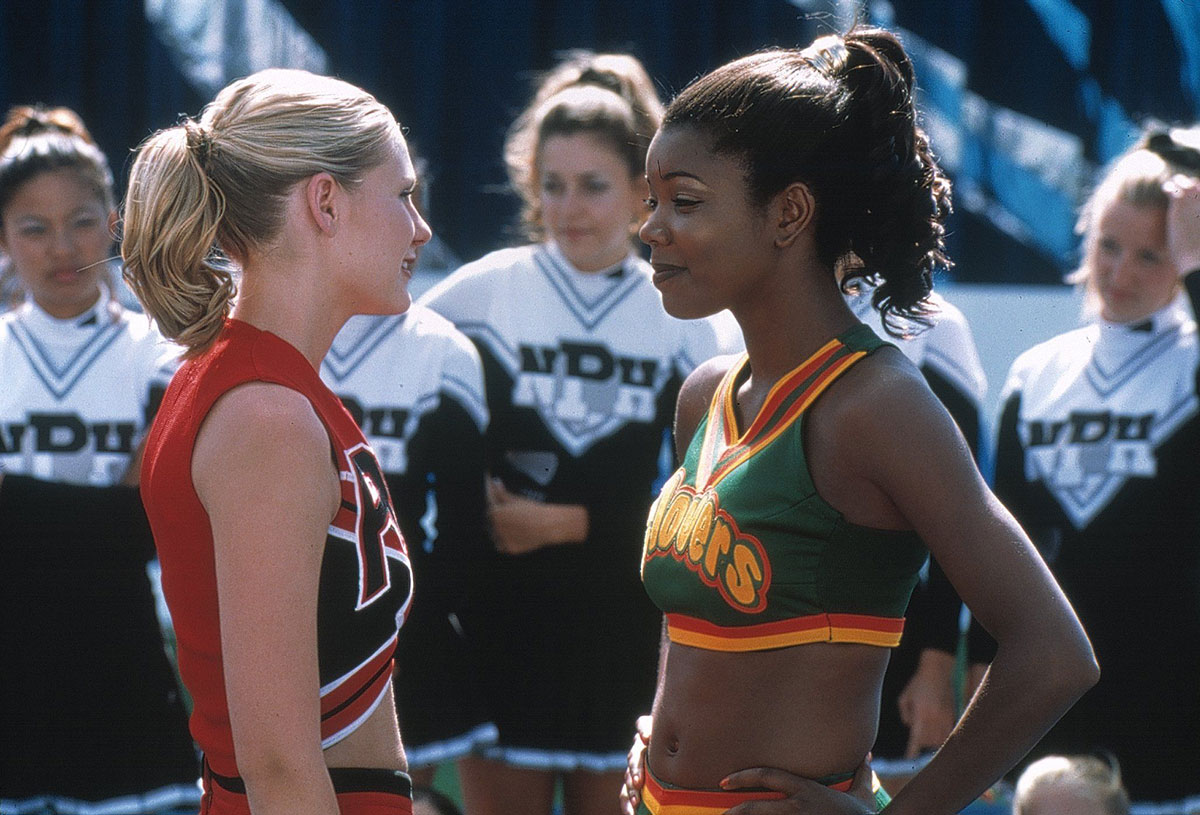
[661,25,951,335]
[121,68,401,357]
[121,121,236,356]
[836,28,951,331]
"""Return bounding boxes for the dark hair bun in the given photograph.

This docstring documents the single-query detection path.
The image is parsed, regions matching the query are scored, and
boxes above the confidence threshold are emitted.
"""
[661,25,951,335]
[837,27,951,331]
[0,106,95,154]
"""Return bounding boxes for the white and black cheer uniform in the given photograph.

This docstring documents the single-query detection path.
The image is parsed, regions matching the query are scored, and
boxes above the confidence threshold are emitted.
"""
[846,289,991,764]
[320,304,496,767]
[419,243,740,770]
[0,291,198,808]
[975,274,1200,801]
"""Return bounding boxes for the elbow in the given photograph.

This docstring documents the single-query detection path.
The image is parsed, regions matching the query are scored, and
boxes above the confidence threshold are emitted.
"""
[1011,627,1099,709]
[1053,637,1100,704]
[234,742,328,805]
[236,750,298,791]
[1075,648,1101,695]
[1069,621,1101,692]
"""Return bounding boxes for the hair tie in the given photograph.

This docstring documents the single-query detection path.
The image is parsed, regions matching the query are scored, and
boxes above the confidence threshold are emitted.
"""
[11,107,77,139]
[16,112,51,137]
[1144,129,1200,174]
[576,66,624,95]
[800,35,850,78]
[184,119,214,169]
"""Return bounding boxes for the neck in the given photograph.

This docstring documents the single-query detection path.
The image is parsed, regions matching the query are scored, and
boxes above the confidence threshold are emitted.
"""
[231,258,346,369]
[550,240,629,274]
[32,288,105,321]
[733,264,858,387]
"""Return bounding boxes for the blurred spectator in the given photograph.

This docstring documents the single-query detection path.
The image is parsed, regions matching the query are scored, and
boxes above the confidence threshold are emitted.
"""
[1013,755,1130,815]
[973,124,1200,801]
[0,105,195,809]
[419,50,737,815]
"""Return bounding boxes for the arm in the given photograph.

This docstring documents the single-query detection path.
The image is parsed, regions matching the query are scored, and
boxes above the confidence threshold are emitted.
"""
[1165,172,1200,393]
[402,351,490,599]
[193,383,342,815]
[487,354,736,556]
[1187,268,1200,397]
[848,364,1097,815]
[963,390,1029,667]
[485,480,589,555]
[897,359,987,758]
[474,335,588,555]
[672,356,732,462]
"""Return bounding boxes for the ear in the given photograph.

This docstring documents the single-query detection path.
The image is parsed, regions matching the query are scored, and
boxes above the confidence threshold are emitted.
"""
[773,182,816,248]
[304,172,341,236]
[107,209,119,241]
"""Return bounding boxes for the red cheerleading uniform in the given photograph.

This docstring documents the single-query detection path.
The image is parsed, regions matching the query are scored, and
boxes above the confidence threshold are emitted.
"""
[140,318,413,781]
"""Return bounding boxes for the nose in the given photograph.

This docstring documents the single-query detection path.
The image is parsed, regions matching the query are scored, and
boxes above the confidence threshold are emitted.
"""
[1108,252,1139,289]
[411,206,432,248]
[50,225,76,257]
[638,210,667,247]
[561,186,587,217]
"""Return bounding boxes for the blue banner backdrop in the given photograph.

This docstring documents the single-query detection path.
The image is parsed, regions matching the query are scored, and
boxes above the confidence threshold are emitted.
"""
[2,0,1196,283]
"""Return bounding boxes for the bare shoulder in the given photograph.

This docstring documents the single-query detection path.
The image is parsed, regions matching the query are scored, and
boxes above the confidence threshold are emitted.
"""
[816,345,943,437]
[675,353,740,457]
[806,344,977,528]
[193,382,336,513]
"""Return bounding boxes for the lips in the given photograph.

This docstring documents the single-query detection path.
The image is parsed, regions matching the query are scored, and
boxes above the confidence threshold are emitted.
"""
[50,267,87,284]
[651,262,687,284]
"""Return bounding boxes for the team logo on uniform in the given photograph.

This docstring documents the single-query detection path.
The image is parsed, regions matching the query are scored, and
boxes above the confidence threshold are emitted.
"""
[1022,408,1174,528]
[513,340,661,455]
[1,412,139,484]
[643,470,772,613]
[345,443,407,610]
[1019,325,1198,529]
[338,395,412,473]
[7,317,125,400]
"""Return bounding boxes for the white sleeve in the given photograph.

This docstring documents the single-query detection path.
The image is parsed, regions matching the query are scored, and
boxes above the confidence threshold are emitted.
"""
[674,316,720,375]
[438,328,489,432]
[922,299,988,407]
[417,265,486,326]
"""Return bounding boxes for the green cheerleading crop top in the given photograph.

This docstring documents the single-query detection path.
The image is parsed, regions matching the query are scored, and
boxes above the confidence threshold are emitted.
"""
[641,325,928,652]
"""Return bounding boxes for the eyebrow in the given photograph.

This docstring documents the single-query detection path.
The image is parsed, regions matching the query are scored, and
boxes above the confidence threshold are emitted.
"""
[649,161,705,183]
[658,170,704,182]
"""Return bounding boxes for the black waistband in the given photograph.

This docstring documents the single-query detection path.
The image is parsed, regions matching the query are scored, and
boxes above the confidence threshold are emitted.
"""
[205,759,412,798]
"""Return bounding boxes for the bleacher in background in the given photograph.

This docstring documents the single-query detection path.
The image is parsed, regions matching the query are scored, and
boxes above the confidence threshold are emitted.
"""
[1,0,1196,284]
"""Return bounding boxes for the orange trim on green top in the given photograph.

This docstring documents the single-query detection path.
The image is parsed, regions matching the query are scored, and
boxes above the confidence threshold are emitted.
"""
[666,611,905,651]
[694,361,740,486]
[701,340,867,490]
[722,339,842,446]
